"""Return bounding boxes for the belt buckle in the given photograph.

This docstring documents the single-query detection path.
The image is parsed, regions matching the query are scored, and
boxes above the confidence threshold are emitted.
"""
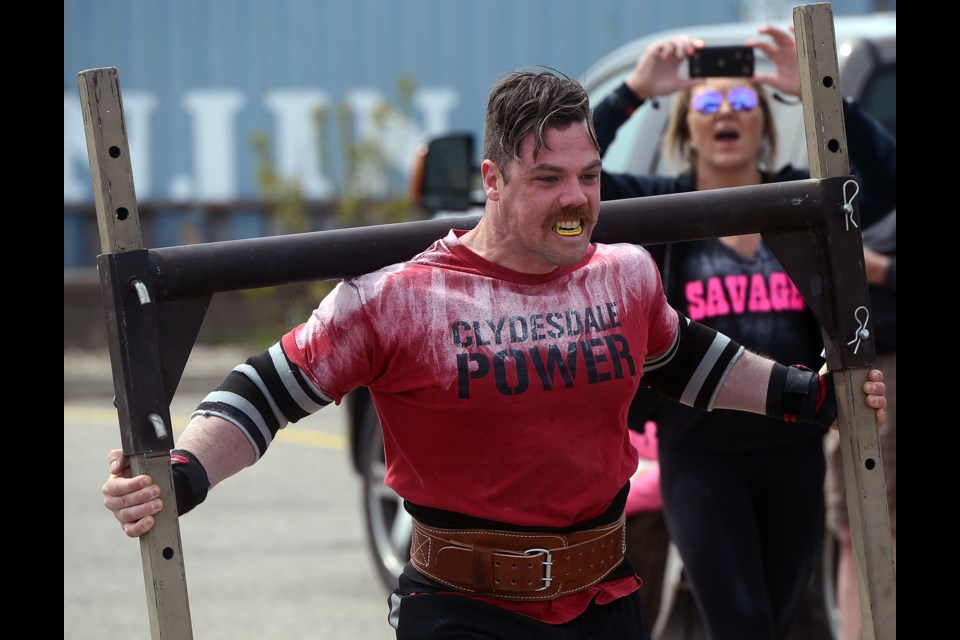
[523,547,553,590]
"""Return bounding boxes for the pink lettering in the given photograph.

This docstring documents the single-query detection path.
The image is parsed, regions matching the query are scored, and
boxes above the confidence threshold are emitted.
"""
[724,275,748,313]
[748,273,771,313]
[769,272,791,311]
[705,277,730,318]
[685,281,705,321]
[685,272,807,320]
[790,279,806,310]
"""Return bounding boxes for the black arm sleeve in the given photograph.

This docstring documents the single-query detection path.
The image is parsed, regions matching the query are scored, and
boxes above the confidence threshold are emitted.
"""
[640,311,745,411]
[593,82,646,157]
[843,97,897,227]
[192,342,333,462]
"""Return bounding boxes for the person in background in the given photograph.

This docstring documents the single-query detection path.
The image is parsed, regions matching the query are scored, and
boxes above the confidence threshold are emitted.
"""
[591,24,896,640]
[623,421,670,629]
[824,208,896,640]
[102,68,887,640]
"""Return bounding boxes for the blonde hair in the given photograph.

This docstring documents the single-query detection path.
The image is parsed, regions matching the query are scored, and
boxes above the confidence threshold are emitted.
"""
[661,82,777,174]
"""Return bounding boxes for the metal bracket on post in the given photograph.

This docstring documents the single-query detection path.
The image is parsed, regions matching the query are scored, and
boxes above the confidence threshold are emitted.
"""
[793,5,896,639]
[78,67,194,640]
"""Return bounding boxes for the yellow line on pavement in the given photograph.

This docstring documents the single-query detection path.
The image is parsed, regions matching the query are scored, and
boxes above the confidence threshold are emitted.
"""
[63,405,346,450]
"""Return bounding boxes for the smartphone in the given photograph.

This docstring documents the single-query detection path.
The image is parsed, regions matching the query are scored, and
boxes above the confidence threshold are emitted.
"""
[688,46,755,78]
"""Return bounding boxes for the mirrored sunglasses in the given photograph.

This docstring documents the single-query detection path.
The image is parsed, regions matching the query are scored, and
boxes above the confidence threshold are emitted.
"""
[691,87,759,115]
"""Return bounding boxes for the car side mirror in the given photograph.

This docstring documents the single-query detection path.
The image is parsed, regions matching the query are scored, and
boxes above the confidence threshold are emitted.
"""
[410,133,480,214]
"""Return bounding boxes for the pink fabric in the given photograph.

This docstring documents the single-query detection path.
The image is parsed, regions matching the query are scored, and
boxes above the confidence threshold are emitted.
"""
[625,422,663,515]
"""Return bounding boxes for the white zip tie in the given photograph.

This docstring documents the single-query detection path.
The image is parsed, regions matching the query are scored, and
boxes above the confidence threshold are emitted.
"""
[846,305,871,354]
[841,180,860,231]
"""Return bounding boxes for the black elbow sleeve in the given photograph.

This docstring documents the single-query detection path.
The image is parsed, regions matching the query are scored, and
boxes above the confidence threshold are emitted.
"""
[641,313,744,411]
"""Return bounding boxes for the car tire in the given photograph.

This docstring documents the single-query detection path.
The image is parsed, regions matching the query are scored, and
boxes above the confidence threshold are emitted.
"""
[358,406,412,592]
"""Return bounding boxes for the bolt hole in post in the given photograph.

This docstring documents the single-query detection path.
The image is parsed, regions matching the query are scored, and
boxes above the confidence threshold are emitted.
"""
[163,547,175,560]
[827,139,840,153]
[116,207,129,220]
[109,145,121,158]
[864,458,876,471]
[823,75,834,88]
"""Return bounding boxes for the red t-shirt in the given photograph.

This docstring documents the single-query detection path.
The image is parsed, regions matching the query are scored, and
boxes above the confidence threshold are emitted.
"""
[282,229,678,621]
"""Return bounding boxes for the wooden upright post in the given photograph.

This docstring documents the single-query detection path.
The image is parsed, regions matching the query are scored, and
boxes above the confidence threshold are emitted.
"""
[794,5,896,639]
[78,67,194,640]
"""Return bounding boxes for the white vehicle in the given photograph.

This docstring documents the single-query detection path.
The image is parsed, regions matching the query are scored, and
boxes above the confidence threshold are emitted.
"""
[346,13,895,640]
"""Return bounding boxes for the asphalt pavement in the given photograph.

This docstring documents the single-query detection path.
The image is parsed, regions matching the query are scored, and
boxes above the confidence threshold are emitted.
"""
[64,348,397,640]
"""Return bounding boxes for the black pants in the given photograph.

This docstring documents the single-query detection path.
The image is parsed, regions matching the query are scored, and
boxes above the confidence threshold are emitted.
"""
[388,571,651,640]
[658,439,825,640]
[624,510,671,628]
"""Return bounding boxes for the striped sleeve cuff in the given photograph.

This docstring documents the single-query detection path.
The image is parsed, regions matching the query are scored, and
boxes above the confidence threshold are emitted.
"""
[192,342,333,461]
[640,313,744,412]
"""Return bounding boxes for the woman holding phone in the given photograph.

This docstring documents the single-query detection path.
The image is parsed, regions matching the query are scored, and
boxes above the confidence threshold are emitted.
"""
[594,25,896,640]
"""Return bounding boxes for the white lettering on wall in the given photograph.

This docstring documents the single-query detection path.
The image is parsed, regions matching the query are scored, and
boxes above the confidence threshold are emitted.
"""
[178,90,245,200]
[264,89,334,199]
[342,88,460,197]
[344,89,388,196]
[123,94,159,198]
[415,88,459,135]
[64,86,462,202]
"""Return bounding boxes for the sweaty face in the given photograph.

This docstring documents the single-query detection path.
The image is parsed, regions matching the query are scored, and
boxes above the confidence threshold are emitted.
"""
[686,78,765,173]
[482,120,602,274]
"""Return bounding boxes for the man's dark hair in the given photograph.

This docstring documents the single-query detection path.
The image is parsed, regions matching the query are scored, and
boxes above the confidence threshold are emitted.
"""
[482,68,599,180]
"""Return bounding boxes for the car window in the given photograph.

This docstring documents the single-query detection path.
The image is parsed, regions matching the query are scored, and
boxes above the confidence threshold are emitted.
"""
[590,73,671,174]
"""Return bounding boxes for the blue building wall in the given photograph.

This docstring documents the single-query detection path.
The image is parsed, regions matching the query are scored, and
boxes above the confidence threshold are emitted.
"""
[64,0,892,266]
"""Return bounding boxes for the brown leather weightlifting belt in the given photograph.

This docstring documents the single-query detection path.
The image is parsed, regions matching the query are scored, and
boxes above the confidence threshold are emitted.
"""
[409,513,626,601]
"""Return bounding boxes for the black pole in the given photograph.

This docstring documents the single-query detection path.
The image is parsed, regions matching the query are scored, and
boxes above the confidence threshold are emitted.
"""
[119,178,840,301]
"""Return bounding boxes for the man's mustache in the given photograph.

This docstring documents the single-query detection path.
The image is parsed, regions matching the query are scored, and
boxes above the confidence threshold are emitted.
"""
[545,204,595,228]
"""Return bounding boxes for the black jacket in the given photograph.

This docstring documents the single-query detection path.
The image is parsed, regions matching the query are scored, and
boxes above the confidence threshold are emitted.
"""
[594,83,898,448]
